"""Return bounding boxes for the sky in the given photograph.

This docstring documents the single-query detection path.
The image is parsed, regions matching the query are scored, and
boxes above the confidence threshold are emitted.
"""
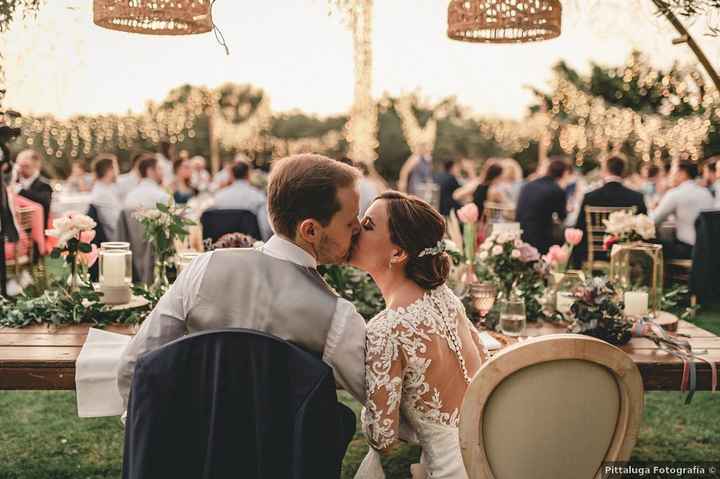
[3,0,720,120]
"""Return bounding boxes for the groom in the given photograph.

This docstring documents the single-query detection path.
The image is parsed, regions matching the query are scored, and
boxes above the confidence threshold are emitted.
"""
[116,153,366,450]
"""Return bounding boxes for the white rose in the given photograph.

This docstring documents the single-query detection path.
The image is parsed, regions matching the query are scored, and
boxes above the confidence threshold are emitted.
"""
[480,240,492,251]
[492,245,503,256]
[511,249,521,259]
[478,251,489,261]
[71,213,96,231]
[514,239,523,248]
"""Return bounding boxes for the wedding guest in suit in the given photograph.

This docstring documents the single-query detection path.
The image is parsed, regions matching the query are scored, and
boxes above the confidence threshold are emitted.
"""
[652,160,714,259]
[516,158,569,254]
[115,152,145,203]
[170,158,197,205]
[571,156,647,268]
[212,158,272,240]
[88,154,121,240]
[123,156,171,210]
[12,149,53,227]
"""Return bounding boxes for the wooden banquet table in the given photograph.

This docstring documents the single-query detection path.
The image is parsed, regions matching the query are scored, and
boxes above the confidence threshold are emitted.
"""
[0,319,718,391]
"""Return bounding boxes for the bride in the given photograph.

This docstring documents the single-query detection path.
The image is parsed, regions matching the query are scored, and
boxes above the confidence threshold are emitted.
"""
[349,191,488,479]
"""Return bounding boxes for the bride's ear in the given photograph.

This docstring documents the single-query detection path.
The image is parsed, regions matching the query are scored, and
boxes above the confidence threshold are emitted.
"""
[390,247,409,266]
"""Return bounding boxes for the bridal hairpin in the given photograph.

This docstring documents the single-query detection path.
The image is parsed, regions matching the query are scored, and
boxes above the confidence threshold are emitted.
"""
[418,240,446,257]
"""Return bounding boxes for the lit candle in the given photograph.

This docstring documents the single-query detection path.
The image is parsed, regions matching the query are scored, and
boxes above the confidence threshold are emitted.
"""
[556,292,575,314]
[103,252,126,287]
[624,291,648,317]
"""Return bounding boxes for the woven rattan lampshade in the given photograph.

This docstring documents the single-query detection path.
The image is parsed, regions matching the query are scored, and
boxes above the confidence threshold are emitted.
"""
[93,0,212,35]
[448,0,562,44]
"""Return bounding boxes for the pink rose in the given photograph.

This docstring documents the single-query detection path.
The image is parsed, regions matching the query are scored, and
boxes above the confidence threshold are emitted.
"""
[457,203,479,224]
[79,230,96,244]
[564,228,583,246]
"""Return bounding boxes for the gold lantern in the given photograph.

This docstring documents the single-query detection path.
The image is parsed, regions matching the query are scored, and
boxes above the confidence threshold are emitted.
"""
[447,0,562,44]
[93,0,212,35]
[609,242,663,316]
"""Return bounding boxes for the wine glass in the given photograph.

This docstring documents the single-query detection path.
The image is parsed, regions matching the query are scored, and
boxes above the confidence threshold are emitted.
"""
[470,282,497,329]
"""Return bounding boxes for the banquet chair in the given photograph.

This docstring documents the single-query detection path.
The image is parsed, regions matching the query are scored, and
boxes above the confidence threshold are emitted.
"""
[6,206,36,277]
[459,334,643,479]
[584,205,637,274]
[200,209,260,244]
[122,329,352,479]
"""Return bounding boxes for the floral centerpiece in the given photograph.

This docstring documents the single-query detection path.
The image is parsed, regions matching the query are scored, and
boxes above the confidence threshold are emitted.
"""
[445,204,481,289]
[543,228,583,274]
[566,277,633,346]
[47,212,99,291]
[603,210,656,250]
[134,202,196,292]
[476,229,547,321]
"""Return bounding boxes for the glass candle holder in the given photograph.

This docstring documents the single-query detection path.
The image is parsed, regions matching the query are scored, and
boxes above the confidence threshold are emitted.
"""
[99,242,132,304]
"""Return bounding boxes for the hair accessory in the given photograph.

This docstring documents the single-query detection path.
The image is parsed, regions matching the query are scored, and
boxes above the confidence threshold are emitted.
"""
[418,240,446,257]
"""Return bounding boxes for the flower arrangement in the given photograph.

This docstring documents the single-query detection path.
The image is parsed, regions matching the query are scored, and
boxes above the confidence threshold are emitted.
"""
[446,203,481,285]
[603,211,656,250]
[567,277,633,346]
[543,228,583,273]
[47,212,99,291]
[134,202,196,291]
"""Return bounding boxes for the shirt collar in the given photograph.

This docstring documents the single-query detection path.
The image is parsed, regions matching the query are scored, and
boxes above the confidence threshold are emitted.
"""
[604,175,623,184]
[20,172,39,189]
[261,235,317,269]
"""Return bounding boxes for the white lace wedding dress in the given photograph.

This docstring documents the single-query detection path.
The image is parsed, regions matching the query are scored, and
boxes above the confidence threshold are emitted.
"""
[354,284,488,479]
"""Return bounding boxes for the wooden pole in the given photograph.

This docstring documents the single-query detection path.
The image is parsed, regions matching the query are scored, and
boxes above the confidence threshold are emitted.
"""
[208,112,220,175]
[652,0,720,92]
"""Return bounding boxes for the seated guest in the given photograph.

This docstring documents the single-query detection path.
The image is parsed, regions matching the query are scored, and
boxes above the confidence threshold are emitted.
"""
[212,159,272,240]
[171,158,197,205]
[516,158,569,254]
[210,153,249,192]
[12,149,53,227]
[65,161,93,193]
[190,155,211,193]
[571,156,647,268]
[652,160,714,259]
[88,154,121,240]
[115,152,145,203]
[123,156,171,210]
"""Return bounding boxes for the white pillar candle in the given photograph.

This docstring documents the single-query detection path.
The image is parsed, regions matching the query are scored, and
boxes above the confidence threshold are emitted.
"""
[103,252,126,287]
[556,292,575,314]
[624,291,649,317]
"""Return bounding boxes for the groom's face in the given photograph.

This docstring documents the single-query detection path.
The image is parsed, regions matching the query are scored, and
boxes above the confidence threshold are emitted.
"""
[316,185,361,265]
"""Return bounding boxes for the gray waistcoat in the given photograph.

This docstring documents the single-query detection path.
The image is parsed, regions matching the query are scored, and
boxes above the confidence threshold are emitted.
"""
[187,248,337,355]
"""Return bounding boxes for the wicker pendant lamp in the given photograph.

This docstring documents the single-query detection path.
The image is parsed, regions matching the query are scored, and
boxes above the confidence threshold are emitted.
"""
[447,0,562,44]
[93,0,212,35]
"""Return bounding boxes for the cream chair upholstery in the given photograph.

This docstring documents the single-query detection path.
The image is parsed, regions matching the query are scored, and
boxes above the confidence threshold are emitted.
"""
[459,335,643,479]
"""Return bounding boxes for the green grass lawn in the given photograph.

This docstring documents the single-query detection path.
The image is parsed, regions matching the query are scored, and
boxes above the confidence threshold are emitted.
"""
[0,309,718,478]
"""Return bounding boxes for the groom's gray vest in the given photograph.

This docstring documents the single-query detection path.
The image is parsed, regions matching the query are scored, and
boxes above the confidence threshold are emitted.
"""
[187,248,338,355]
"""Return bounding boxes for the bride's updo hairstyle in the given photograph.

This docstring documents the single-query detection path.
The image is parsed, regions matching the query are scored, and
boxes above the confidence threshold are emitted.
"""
[378,191,450,290]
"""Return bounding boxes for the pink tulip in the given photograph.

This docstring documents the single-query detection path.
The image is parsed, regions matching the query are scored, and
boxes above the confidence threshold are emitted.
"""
[78,244,98,268]
[547,245,569,265]
[79,230,96,244]
[564,228,583,246]
[457,203,479,224]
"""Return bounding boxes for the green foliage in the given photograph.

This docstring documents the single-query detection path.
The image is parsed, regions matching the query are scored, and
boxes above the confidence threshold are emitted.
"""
[568,278,633,346]
[319,265,385,320]
[660,283,701,321]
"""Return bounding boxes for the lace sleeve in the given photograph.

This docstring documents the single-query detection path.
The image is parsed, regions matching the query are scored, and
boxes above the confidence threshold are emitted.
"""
[361,313,406,453]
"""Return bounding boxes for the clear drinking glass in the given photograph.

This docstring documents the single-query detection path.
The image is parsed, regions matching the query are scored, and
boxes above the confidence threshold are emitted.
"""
[499,295,526,337]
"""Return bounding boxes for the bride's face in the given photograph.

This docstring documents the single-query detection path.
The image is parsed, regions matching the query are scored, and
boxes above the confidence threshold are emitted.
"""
[349,199,398,274]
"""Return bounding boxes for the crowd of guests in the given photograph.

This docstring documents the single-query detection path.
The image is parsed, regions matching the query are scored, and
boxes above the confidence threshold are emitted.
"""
[399,149,720,264]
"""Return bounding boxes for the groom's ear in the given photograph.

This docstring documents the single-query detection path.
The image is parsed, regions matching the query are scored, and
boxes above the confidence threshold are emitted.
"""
[297,218,321,243]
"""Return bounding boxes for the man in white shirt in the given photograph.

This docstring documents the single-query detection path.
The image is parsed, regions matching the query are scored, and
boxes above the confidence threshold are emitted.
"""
[123,156,171,210]
[652,160,714,259]
[117,154,365,457]
[115,152,145,203]
[212,160,272,240]
[88,154,121,240]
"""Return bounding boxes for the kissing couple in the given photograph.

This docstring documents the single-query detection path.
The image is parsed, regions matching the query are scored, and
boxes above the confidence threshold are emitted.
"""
[118,153,487,478]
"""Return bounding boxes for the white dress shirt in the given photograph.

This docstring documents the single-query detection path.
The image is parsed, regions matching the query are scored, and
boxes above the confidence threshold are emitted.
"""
[652,180,714,245]
[211,180,273,240]
[89,181,121,240]
[117,235,367,406]
[115,171,140,203]
[123,178,171,210]
[14,171,39,193]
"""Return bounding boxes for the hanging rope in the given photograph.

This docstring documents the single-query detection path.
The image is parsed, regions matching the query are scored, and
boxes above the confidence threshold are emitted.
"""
[211,0,229,55]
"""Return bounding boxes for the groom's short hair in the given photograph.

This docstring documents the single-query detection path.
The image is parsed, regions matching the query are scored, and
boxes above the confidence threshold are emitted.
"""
[268,154,360,239]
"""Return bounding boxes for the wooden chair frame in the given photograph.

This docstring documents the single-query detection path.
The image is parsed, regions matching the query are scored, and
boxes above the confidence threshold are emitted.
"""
[585,206,637,274]
[459,334,644,479]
